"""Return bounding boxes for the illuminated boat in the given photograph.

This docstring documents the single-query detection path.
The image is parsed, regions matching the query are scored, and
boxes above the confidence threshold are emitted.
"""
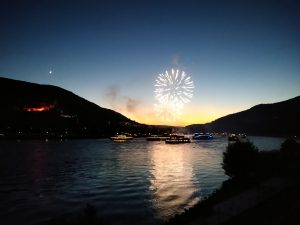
[110,134,133,142]
[192,133,213,140]
[165,135,191,144]
[146,135,169,141]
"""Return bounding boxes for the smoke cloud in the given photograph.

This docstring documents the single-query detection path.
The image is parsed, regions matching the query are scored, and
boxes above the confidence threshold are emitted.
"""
[172,53,180,66]
[124,97,139,113]
[104,85,140,119]
[104,85,120,109]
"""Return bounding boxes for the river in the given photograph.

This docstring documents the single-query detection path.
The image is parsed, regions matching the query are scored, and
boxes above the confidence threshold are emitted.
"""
[0,136,286,225]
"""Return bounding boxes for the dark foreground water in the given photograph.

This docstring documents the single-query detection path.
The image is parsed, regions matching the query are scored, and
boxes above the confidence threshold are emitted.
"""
[0,136,285,225]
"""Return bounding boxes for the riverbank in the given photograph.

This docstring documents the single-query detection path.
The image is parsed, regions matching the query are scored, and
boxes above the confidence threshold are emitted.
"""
[165,175,300,225]
[223,178,300,225]
[165,139,300,225]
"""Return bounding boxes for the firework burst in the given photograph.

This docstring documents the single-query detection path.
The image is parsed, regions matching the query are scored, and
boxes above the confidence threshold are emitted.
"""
[154,69,194,122]
[154,100,183,122]
[154,68,194,104]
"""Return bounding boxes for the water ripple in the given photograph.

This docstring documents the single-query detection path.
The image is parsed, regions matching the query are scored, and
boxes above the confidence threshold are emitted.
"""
[0,137,282,225]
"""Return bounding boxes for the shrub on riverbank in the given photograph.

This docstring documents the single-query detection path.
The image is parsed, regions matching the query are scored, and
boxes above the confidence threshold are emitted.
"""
[280,139,300,173]
[223,139,300,179]
[222,141,259,178]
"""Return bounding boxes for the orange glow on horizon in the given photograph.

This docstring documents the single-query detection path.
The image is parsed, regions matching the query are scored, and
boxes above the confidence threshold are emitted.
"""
[99,100,248,126]
[122,108,222,126]
[122,104,248,126]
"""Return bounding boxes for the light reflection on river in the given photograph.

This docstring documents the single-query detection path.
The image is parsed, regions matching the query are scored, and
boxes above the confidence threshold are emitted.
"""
[149,143,199,219]
[0,136,285,225]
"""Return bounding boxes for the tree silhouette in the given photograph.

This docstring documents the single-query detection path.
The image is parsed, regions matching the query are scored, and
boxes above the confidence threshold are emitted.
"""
[222,141,259,178]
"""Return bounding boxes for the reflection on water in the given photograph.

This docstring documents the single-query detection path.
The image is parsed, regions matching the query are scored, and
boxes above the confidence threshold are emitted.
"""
[30,143,48,195]
[149,143,199,219]
[0,136,286,225]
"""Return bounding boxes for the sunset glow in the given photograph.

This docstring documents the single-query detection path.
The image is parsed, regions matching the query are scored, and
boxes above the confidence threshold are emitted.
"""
[0,1,299,225]
[1,0,299,127]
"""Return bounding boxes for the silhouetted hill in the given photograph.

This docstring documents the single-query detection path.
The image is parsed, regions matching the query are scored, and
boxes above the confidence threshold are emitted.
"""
[187,96,300,136]
[0,77,147,138]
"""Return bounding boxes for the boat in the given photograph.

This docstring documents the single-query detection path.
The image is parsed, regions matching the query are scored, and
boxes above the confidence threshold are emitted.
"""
[110,134,133,142]
[192,133,213,140]
[146,135,169,141]
[165,135,191,144]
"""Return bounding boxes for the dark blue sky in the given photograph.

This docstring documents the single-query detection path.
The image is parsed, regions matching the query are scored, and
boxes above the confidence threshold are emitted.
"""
[1,0,299,125]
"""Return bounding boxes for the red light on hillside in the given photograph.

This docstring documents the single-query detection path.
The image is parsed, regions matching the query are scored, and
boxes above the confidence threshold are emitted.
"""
[24,104,55,112]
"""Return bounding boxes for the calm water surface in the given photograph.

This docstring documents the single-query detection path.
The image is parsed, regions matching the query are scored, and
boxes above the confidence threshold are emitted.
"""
[0,136,285,225]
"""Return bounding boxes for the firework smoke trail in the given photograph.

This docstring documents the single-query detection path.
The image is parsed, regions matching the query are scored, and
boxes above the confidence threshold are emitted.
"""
[154,68,194,122]
[154,99,183,122]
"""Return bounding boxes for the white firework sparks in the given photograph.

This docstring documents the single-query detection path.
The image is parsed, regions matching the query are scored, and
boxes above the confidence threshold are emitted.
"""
[154,68,194,122]
[154,100,183,122]
[154,68,194,104]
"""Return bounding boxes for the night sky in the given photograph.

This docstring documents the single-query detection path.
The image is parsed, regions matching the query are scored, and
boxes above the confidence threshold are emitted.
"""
[1,0,299,125]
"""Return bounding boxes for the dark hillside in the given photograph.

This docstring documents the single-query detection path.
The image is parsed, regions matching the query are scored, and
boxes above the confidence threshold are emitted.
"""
[187,96,300,136]
[0,77,144,138]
